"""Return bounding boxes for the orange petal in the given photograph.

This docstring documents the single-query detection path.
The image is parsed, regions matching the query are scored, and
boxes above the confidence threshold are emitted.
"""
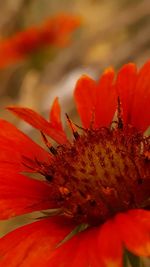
[97,219,123,267]
[0,170,55,219]
[52,224,122,267]
[0,15,80,69]
[0,27,42,68]
[49,233,88,267]
[42,14,81,47]
[74,75,97,128]
[0,217,73,267]
[115,63,137,125]
[0,218,123,267]
[70,229,103,267]
[0,119,51,172]
[48,227,103,267]
[74,70,116,129]
[132,60,150,131]
[7,106,68,144]
[115,209,150,257]
[95,68,116,128]
[49,97,64,131]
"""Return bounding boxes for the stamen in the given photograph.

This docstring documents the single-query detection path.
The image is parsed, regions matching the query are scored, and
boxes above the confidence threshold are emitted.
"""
[22,156,38,172]
[74,123,86,131]
[117,96,123,129]
[66,113,80,140]
[22,156,49,177]
[41,131,57,155]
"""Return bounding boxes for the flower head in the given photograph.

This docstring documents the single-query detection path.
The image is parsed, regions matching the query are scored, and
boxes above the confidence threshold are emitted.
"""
[0,14,80,69]
[0,61,150,266]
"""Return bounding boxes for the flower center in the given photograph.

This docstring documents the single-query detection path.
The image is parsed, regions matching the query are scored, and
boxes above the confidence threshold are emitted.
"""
[47,126,149,225]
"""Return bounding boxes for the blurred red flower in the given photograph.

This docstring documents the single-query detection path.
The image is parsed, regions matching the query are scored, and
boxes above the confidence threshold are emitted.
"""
[0,14,80,68]
[0,61,149,266]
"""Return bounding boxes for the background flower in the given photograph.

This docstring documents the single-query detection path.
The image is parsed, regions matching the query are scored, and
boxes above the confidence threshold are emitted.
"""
[0,14,80,69]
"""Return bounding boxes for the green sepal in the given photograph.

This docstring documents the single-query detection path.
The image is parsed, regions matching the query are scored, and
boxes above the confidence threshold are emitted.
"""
[56,223,89,248]
[123,248,141,267]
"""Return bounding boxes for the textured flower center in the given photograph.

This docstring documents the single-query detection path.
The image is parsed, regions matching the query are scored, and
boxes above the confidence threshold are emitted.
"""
[47,126,149,225]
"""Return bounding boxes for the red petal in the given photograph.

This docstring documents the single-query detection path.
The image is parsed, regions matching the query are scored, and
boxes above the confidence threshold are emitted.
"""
[74,75,97,128]
[0,170,55,219]
[43,14,81,47]
[97,220,123,267]
[0,217,73,267]
[7,106,68,144]
[49,223,123,267]
[115,209,150,256]
[49,232,88,267]
[49,97,64,131]
[74,70,116,129]
[0,15,80,69]
[95,68,116,128]
[131,60,150,131]
[0,219,123,267]
[49,227,103,267]
[116,63,137,125]
[0,119,51,172]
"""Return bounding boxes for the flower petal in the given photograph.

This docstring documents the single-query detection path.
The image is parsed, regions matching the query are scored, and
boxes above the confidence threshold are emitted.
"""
[0,216,123,266]
[49,232,88,267]
[0,217,73,267]
[43,14,81,47]
[74,75,97,128]
[0,15,80,69]
[97,220,123,267]
[95,68,116,128]
[132,61,150,131]
[115,209,150,257]
[74,69,116,129]
[0,119,52,172]
[116,63,137,125]
[7,106,68,144]
[49,97,64,131]
[0,27,39,68]
[0,170,56,219]
[50,222,123,267]
[48,227,103,267]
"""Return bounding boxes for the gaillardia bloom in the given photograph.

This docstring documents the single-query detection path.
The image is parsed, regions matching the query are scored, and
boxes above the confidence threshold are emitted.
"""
[0,61,150,267]
[0,14,80,69]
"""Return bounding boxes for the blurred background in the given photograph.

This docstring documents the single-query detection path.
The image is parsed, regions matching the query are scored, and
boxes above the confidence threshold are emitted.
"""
[0,1,150,264]
[1,0,150,123]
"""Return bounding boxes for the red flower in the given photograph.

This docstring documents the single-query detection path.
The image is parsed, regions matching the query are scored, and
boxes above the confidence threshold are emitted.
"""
[0,14,80,69]
[0,61,150,266]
